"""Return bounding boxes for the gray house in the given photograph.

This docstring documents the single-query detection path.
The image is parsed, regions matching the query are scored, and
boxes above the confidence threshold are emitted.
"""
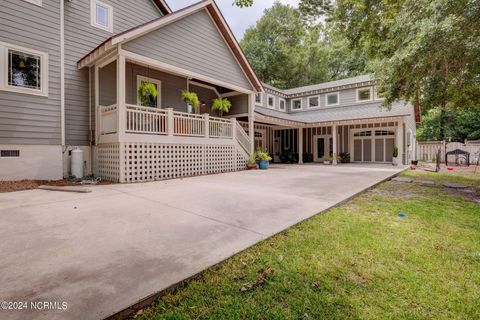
[0,0,419,182]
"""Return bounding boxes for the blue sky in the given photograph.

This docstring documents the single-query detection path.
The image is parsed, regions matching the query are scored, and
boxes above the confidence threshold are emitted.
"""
[168,0,299,40]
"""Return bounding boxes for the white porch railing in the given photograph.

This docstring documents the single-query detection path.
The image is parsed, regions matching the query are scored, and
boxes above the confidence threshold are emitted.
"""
[173,111,205,137]
[100,104,118,135]
[235,121,252,154]
[210,118,233,138]
[126,104,168,135]
[98,105,250,144]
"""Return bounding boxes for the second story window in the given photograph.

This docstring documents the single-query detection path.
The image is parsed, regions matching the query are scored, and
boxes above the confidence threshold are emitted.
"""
[357,87,373,102]
[91,0,113,32]
[292,99,302,110]
[308,96,320,108]
[279,98,286,111]
[267,95,275,109]
[255,93,263,106]
[326,92,339,106]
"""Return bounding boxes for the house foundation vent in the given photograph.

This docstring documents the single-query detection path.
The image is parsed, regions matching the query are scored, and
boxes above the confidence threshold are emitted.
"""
[1,150,20,157]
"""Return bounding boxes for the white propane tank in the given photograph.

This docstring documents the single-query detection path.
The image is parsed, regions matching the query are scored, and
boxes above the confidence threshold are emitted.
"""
[71,149,84,178]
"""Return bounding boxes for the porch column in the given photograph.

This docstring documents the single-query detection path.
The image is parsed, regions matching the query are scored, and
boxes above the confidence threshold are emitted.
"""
[397,120,404,165]
[248,93,255,154]
[298,128,303,164]
[332,124,338,165]
[117,54,126,140]
[94,64,100,144]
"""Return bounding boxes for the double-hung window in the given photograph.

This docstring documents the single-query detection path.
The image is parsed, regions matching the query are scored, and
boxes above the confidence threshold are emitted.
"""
[0,42,48,96]
[254,93,263,106]
[91,0,113,32]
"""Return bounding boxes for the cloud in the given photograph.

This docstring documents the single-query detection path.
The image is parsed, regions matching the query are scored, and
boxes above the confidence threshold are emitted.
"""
[168,0,299,40]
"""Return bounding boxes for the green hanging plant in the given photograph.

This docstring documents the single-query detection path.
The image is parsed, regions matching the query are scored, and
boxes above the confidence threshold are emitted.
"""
[211,98,232,117]
[181,90,200,110]
[137,82,158,107]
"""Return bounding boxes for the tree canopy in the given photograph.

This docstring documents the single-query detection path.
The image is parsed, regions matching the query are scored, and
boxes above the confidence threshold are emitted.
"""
[235,0,480,140]
[240,2,367,89]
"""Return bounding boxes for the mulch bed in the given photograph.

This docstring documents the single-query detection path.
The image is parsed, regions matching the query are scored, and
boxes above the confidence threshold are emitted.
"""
[0,179,114,193]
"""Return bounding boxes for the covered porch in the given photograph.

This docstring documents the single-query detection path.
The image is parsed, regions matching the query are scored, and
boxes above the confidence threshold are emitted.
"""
[243,112,408,165]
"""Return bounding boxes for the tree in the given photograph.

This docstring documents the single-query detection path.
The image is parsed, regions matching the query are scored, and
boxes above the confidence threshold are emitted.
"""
[240,3,321,89]
[240,2,368,88]
[417,107,480,141]
[328,0,480,117]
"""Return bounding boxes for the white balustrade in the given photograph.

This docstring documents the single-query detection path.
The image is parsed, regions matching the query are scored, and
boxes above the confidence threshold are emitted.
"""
[100,104,118,135]
[126,104,168,135]
[99,104,240,140]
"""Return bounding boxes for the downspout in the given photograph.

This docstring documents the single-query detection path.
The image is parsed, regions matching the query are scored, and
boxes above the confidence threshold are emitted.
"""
[60,0,65,146]
[89,67,94,175]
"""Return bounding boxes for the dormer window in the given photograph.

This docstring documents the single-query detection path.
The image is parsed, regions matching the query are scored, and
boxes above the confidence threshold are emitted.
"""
[326,92,339,106]
[91,0,113,32]
[356,87,372,102]
[254,93,263,106]
[267,95,275,109]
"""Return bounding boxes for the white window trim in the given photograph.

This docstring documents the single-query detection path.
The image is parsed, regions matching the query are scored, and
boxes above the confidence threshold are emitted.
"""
[374,86,385,100]
[291,98,302,110]
[325,92,340,106]
[136,75,162,108]
[308,95,320,108]
[91,0,114,33]
[356,87,373,103]
[0,42,48,97]
[23,0,42,6]
[254,93,263,106]
[267,94,275,109]
[279,98,286,112]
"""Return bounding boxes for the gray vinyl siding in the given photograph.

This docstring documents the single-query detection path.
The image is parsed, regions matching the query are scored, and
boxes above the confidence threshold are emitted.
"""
[263,85,379,114]
[123,10,253,93]
[0,0,61,145]
[64,0,162,146]
[125,63,188,112]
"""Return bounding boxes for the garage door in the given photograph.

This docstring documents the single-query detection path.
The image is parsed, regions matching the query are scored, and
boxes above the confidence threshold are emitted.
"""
[353,130,395,163]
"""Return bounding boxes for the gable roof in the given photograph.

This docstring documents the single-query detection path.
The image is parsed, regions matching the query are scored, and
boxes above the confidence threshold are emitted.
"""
[78,0,263,93]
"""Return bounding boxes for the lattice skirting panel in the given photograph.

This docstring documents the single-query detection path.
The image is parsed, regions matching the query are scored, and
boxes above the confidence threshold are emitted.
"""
[96,143,120,182]
[96,142,248,183]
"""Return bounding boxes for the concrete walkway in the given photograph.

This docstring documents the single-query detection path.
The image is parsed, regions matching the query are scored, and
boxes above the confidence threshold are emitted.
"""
[0,164,404,320]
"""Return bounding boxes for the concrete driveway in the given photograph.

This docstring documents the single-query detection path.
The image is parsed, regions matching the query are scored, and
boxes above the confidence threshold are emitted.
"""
[0,164,403,320]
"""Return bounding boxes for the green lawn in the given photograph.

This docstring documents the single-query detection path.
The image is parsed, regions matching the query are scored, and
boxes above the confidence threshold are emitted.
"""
[139,171,480,320]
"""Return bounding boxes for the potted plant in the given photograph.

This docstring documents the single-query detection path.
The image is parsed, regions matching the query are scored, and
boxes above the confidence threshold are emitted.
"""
[211,98,232,117]
[323,155,332,165]
[392,146,399,166]
[339,152,350,163]
[138,82,158,107]
[246,153,258,170]
[181,90,200,113]
[279,148,296,164]
[255,147,272,170]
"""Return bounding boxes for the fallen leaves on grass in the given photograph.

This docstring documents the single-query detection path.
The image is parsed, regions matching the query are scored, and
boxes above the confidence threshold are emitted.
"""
[240,266,274,292]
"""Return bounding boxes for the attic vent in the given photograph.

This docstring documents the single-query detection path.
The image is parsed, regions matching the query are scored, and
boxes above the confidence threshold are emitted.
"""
[1,150,20,157]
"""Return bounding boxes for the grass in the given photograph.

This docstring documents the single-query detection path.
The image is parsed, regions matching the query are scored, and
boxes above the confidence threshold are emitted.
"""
[138,171,480,320]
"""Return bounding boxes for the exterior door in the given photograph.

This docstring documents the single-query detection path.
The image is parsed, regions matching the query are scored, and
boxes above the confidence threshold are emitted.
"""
[314,136,330,162]
[352,129,396,163]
